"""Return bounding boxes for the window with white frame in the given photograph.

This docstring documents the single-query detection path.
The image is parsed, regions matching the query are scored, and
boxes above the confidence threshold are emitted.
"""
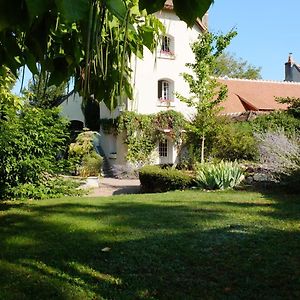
[161,36,171,52]
[159,35,174,57]
[159,139,168,157]
[157,79,175,106]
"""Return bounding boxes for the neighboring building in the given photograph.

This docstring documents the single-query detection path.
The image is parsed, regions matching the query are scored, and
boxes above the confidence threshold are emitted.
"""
[218,77,300,113]
[285,53,300,82]
[62,0,207,167]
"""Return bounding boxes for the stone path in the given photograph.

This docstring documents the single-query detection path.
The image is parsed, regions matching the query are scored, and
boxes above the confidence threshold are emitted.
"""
[82,177,141,197]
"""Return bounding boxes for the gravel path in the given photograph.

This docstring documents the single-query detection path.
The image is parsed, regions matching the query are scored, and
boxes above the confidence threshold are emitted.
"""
[83,177,141,197]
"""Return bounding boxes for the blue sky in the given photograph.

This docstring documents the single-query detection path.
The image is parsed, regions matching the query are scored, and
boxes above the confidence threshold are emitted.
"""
[209,0,300,81]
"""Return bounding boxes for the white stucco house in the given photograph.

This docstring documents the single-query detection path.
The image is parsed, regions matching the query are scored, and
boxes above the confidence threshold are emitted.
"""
[60,0,207,169]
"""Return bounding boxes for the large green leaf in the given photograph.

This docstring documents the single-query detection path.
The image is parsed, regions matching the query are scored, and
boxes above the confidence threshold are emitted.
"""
[25,0,52,22]
[106,0,127,22]
[55,0,89,22]
[140,0,213,27]
[139,0,165,14]
[173,0,213,27]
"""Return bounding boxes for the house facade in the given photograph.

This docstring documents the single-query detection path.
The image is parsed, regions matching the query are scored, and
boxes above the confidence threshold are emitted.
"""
[61,1,207,168]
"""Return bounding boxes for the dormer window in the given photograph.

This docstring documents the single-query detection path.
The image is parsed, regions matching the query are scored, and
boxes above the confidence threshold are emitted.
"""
[158,35,175,59]
[157,79,175,107]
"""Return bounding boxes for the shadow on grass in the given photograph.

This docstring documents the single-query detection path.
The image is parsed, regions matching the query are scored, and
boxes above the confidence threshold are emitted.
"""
[0,196,299,299]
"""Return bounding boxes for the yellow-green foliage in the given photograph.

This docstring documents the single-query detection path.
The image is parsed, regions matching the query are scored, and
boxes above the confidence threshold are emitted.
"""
[69,131,102,177]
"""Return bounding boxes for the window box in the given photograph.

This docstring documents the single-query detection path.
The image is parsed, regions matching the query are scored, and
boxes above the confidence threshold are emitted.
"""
[157,98,175,107]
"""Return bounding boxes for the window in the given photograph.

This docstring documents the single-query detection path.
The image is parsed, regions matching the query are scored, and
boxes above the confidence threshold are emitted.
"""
[159,35,175,58]
[161,36,171,53]
[159,140,168,157]
[157,79,175,106]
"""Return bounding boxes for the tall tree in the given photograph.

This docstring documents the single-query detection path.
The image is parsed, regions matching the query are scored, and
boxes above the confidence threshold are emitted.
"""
[177,31,237,163]
[214,52,262,79]
[22,72,68,108]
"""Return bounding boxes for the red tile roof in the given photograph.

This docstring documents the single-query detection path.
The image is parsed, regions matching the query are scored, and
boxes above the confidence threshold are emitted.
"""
[218,78,300,114]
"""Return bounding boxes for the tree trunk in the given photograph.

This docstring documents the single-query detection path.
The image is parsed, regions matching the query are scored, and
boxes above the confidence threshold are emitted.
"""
[201,133,205,163]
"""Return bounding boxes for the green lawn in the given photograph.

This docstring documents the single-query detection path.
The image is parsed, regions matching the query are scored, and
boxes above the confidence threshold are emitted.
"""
[0,190,299,299]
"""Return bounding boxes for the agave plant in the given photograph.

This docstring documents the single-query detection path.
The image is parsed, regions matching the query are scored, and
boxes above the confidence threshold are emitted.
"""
[196,161,244,190]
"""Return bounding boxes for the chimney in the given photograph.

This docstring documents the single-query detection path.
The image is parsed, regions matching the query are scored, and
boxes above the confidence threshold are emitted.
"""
[285,53,293,81]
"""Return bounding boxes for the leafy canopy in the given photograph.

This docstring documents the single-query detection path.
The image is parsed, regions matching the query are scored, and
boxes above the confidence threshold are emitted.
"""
[0,0,214,110]
[214,52,262,79]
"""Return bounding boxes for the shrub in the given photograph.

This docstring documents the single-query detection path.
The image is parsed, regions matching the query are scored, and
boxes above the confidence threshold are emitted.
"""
[0,106,69,199]
[68,131,103,176]
[210,120,258,161]
[79,152,103,177]
[195,161,245,190]
[254,130,300,174]
[279,168,300,193]
[8,177,84,199]
[139,165,193,193]
[250,111,300,135]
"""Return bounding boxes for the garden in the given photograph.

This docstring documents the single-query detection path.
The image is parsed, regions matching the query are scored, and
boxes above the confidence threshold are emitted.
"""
[0,1,299,298]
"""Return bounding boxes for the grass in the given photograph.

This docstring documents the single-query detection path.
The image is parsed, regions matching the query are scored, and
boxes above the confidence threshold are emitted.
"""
[0,190,299,299]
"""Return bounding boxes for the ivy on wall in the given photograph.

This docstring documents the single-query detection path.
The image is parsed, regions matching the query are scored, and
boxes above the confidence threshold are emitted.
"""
[100,110,187,163]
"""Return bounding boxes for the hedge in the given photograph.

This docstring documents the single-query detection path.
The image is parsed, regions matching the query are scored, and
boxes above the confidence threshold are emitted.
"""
[139,165,193,193]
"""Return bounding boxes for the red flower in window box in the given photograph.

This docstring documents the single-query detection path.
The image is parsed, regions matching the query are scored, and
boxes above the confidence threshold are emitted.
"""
[160,49,174,56]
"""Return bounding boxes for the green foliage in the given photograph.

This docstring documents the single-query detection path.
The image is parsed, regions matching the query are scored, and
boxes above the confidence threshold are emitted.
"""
[139,165,193,193]
[250,111,300,135]
[69,131,102,176]
[209,119,258,161]
[117,111,155,163]
[116,110,186,164]
[276,97,300,118]
[0,0,165,111]
[140,0,213,27]
[195,161,245,190]
[22,72,68,108]
[214,52,262,79]
[177,30,237,162]
[8,177,83,200]
[0,67,21,117]
[80,152,103,177]
[0,105,70,199]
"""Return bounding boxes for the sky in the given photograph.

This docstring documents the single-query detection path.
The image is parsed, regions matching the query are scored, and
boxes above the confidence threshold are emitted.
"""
[209,0,300,81]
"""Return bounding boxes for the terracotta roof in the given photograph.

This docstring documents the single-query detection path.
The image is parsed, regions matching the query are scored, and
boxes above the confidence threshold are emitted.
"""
[163,0,207,32]
[218,78,300,114]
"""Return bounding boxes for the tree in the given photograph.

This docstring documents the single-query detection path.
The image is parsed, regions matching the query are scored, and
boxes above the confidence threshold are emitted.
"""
[0,0,214,110]
[177,31,237,163]
[213,52,262,79]
[22,72,68,108]
[276,97,300,119]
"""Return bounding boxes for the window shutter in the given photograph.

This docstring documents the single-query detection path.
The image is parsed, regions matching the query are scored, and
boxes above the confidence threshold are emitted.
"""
[158,80,162,98]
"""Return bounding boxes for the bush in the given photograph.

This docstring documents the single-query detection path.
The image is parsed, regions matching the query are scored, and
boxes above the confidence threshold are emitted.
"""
[195,161,245,190]
[254,130,300,174]
[0,106,69,199]
[68,131,103,176]
[8,177,84,199]
[79,152,103,177]
[210,121,258,161]
[139,165,193,193]
[279,168,300,193]
[250,111,300,135]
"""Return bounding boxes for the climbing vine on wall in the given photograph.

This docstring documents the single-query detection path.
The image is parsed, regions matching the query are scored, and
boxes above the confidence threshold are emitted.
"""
[100,110,187,163]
